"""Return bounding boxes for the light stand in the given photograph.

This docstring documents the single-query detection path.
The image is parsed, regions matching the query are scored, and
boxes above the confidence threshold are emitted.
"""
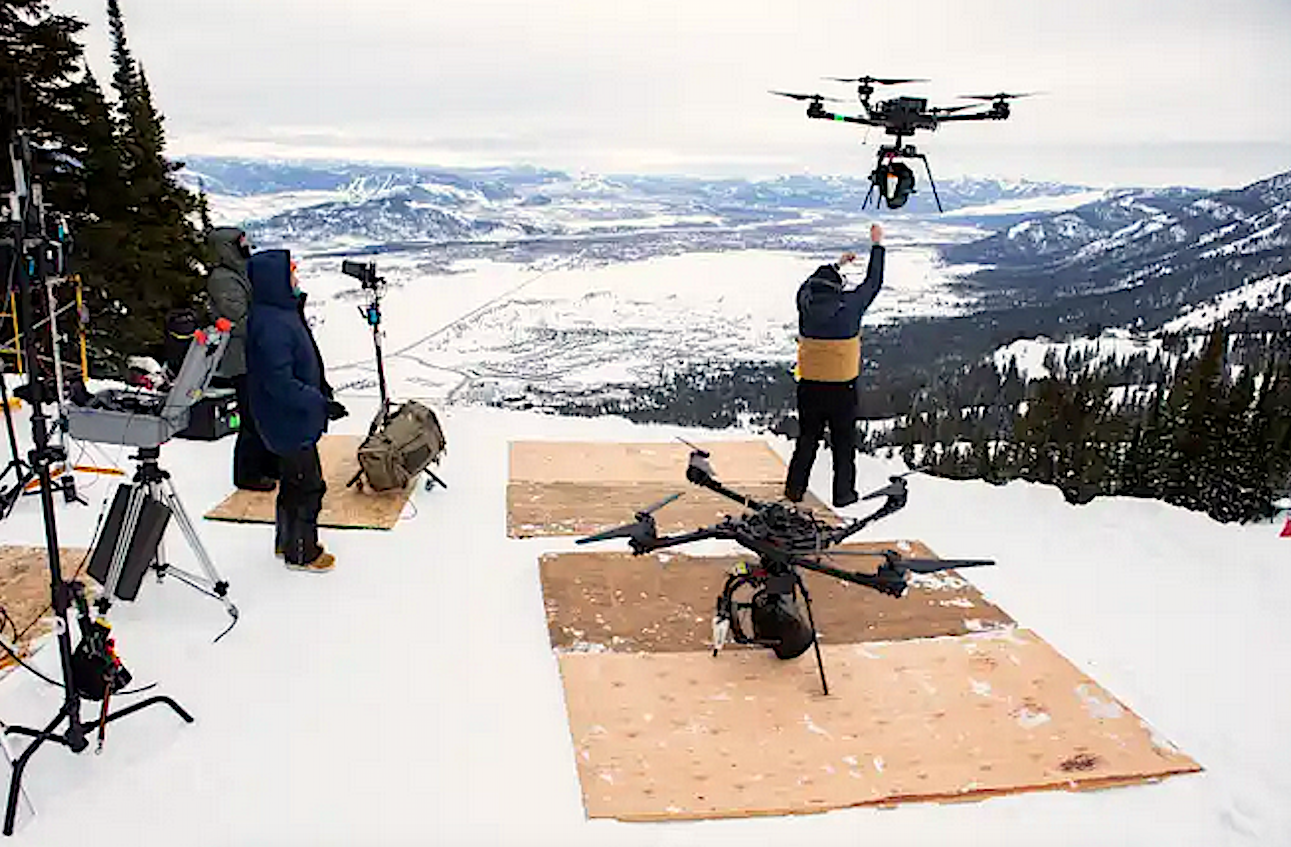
[0,357,32,518]
[341,261,446,491]
[1,80,192,837]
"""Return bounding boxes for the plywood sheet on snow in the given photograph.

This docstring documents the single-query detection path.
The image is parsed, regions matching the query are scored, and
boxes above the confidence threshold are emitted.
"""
[508,439,838,537]
[540,544,1013,653]
[557,629,1201,821]
[0,546,90,671]
[203,435,414,531]
[509,440,792,485]
[509,481,835,538]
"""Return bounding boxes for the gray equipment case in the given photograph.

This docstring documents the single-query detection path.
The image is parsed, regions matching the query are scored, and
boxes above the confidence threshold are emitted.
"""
[67,324,230,447]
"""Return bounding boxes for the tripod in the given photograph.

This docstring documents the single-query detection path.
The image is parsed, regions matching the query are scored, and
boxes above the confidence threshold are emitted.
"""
[92,445,238,633]
[2,78,193,837]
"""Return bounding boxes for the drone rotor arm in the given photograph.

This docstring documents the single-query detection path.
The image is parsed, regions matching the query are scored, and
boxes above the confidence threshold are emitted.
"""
[931,110,1009,122]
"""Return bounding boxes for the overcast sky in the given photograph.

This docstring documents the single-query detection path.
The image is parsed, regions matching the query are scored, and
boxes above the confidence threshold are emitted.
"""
[58,0,1291,188]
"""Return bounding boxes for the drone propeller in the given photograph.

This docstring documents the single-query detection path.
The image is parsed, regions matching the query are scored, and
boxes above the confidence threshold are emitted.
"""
[639,492,684,516]
[818,551,995,573]
[862,476,908,501]
[959,91,1042,101]
[825,76,927,85]
[769,90,846,103]
[576,520,650,545]
[573,492,681,546]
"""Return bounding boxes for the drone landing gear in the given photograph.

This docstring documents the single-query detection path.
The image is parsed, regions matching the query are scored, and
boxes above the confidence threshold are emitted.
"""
[714,566,833,695]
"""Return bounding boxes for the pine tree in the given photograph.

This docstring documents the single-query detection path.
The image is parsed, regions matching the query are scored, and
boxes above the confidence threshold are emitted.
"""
[96,0,208,362]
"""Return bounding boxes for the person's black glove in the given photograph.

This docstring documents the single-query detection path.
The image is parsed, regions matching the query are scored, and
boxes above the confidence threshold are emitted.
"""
[326,400,348,421]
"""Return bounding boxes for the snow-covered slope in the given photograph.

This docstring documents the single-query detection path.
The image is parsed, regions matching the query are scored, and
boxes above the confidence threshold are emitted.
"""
[0,397,1287,846]
[988,272,1291,383]
[945,171,1291,282]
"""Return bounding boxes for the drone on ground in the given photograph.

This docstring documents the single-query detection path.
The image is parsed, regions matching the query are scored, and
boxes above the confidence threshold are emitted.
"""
[576,442,995,695]
[770,75,1037,212]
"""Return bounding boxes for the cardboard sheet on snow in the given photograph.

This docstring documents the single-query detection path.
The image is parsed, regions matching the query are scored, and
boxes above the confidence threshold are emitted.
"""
[203,435,414,531]
[540,543,1013,652]
[557,629,1201,821]
[0,546,90,671]
[507,440,835,537]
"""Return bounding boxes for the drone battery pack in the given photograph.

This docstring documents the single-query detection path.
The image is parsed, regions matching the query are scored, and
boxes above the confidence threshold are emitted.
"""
[88,484,172,602]
[175,388,238,441]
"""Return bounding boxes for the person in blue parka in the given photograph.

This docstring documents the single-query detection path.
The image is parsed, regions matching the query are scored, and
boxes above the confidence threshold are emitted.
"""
[245,250,347,571]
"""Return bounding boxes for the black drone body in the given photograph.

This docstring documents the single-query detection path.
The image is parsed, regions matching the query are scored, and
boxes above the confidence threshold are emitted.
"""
[576,444,995,694]
[770,76,1035,212]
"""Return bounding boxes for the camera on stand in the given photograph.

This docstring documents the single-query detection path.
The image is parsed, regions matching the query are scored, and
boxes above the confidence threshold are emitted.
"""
[336,259,447,494]
[342,259,383,291]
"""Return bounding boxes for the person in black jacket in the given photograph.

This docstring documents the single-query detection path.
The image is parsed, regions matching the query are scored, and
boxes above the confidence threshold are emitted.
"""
[784,223,885,508]
[245,250,347,571]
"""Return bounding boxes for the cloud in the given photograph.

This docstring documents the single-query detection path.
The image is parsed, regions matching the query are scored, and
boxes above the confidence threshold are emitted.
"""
[61,0,1291,186]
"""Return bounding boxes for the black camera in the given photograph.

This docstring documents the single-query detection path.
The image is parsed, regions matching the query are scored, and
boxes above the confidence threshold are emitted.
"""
[341,259,383,291]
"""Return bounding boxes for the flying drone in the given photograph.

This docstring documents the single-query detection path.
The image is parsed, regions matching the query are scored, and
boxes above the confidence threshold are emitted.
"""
[770,75,1037,212]
[575,442,995,695]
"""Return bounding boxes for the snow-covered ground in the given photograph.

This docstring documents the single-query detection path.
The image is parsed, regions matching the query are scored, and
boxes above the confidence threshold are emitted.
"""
[991,328,1170,381]
[0,392,1288,846]
[1162,273,1291,334]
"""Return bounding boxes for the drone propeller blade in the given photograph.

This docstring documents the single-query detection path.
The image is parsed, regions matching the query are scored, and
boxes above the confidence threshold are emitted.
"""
[769,90,845,102]
[897,558,996,573]
[862,477,907,501]
[959,91,1043,101]
[825,76,928,85]
[675,437,710,458]
[641,492,683,516]
[575,520,650,545]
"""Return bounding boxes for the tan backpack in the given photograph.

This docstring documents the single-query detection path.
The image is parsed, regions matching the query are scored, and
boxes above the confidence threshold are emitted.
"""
[356,401,447,491]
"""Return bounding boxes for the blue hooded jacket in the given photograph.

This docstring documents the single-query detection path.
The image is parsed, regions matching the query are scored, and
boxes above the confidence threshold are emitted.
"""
[245,250,329,455]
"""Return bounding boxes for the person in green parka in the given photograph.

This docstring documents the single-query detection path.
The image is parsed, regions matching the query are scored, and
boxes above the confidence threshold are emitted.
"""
[205,227,279,491]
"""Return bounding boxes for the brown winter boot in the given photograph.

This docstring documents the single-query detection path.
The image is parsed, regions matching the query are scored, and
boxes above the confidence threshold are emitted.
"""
[285,549,334,573]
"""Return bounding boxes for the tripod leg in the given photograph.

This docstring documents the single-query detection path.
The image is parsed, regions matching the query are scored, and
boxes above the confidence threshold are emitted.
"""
[75,694,194,737]
[796,574,830,696]
[4,707,72,836]
[159,479,227,596]
[0,732,34,834]
[155,479,238,636]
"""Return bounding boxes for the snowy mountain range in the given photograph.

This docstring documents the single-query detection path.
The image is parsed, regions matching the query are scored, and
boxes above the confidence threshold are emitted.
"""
[180,155,1291,422]
[180,157,1098,261]
[944,171,1291,312]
